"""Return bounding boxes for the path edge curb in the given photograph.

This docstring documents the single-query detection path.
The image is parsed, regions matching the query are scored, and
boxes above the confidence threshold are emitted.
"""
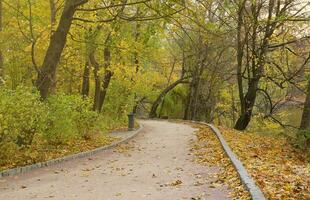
[0,124,143,179]
[193,121,266,200]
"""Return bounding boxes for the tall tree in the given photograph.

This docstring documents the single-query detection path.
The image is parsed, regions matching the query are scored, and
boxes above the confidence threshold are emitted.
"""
[233,0,306,130]
[36,0,88,99]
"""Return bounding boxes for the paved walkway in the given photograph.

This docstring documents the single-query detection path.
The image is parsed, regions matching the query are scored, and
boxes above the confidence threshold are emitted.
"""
[0,120,230,200]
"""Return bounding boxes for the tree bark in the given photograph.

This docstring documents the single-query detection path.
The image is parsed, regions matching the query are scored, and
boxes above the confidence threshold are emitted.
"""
[36,0,87,99]
[97,46,112,112]
[183,81,194,120]
[300,79,310,129]
[81,60,90,97]
[91,37,113,113]
[90,49,101,111]
[149,78,188,118]
[234,78,260,130]
[236,0,246,118]
[49,0,56,34]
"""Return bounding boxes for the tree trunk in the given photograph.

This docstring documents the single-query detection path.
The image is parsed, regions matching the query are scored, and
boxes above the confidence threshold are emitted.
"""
[36,0,87,99]
[81,60,90,97]
[149,78,188,118]
[91,39,112,113]
[236,0,246,117]
[300,79,310,129]
[98,70,112,112]
[234,78,259,130]
[49,0,56,34]
[90,50,101,111]
[183,81,194,120]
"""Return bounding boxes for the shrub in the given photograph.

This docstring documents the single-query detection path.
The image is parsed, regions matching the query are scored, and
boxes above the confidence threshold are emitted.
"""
[296,129,310,152]
[0,86,47,147]
[45,94,99,144]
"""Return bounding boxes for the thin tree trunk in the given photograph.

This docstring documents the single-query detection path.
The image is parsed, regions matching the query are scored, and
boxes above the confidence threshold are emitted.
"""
[36,0,87,99]
[236,0,246,117]
[90,35,113,113]
[81,60,90,97]
[89,50,101,111]
[231,86,236,126]
[300,79,310,149]
[183,81,194,120]
[149,78,188,118]
[98,45,112,112]
[132,22,141,114]
[300,79,310,129]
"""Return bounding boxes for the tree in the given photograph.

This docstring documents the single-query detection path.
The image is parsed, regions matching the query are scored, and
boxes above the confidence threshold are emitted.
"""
[233,0,309,130]
[36,0,88,99]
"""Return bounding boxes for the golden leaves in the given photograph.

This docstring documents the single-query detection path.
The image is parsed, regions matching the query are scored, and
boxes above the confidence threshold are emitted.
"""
[219,126,310,200]
[191,124,250,200]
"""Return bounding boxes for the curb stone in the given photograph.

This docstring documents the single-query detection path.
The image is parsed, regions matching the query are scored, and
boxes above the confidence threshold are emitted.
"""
[193,121,266,200]
[0,124,143,178]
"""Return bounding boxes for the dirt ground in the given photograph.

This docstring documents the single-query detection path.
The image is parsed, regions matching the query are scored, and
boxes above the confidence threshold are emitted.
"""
[0,120,231,200]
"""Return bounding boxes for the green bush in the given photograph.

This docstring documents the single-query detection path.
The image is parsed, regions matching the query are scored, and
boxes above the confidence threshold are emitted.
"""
[0,86,47,147]
[296,129,310,151]
[45,94,99,144]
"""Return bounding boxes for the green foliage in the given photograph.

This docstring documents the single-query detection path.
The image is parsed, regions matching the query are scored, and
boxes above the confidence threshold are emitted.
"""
[45,94,99,144]
[0,88,101,162]
[0,86,47,163]
[0,86,47,147]
[296,129,310,151]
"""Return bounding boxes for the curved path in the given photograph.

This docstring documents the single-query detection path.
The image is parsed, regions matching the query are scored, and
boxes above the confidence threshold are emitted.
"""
[0,120,230,200]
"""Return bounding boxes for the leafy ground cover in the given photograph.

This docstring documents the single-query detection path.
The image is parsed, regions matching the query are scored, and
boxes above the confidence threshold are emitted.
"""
[192,123,310,200]
[219,126,310,200]
[0,131,119,172]
[191,124,250,200]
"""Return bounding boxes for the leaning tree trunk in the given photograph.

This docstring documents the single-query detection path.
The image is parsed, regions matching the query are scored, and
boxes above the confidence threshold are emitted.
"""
[234,78,259,130]
[149,78,188,118]
[36,0,87,99]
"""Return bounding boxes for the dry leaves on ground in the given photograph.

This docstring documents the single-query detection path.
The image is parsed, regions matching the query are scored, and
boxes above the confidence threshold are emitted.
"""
[191,124,250,200]
[0,135,117,171]
[219,126,310,200]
